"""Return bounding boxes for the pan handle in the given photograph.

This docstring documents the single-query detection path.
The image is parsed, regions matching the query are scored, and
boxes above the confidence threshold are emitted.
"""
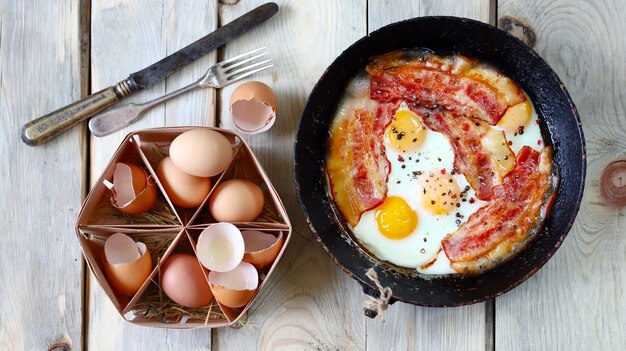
[359,281,396,319]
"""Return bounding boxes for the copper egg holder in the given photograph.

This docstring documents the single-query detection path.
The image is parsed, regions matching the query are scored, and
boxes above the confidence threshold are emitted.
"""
[76,127,291,328]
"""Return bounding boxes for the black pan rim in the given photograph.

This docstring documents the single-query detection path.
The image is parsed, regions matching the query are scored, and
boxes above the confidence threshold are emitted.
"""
[294,16,586,307]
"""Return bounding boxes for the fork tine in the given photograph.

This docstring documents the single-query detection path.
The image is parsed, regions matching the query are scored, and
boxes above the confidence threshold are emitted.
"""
[219,47,266,67]
[226,59,273,77]
[226,64,274,82]
[222,51,269,71]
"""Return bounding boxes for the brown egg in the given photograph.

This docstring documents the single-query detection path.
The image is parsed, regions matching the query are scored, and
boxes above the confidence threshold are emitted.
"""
[242,231,284,270]
[169,129,233,177]
[157,156,211,208]
[161,254,213,308]
[230,81,278,135]
[209,262,258,308]
[109,162,157,215]
[208,179,264,222]
[102,233,152,296]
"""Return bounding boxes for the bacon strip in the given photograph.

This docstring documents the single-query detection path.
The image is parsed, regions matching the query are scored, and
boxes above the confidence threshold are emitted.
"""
[326,102,397,226]
[413,107,496,200]
[367,50,525,125]
[441,147,557,275]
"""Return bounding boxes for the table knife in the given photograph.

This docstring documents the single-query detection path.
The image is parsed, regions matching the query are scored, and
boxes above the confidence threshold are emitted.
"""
[21,2,279,146]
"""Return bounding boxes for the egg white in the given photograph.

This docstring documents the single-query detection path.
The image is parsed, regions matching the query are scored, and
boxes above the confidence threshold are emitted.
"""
[341,81,545,275]
[352,104,485,274]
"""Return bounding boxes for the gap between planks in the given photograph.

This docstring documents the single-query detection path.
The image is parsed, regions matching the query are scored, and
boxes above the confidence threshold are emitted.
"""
[80,0,92,350]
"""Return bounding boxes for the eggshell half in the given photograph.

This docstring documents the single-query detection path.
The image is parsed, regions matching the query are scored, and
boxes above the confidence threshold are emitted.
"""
[211,286,256,309]
[209,262,259,308]
[102,233,152,296]
[242,231,284,270]
[110,162,157,215]
[196,223,245,272]
[157,156,211,208]
[229,81,277,135]
[169,129,233,177]
[208,179,265,222]
[161,254,213,308]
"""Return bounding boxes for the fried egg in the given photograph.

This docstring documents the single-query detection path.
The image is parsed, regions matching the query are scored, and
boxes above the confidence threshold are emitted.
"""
[352,104,486,273]
[351,100,543,275]
[335,53,545,275]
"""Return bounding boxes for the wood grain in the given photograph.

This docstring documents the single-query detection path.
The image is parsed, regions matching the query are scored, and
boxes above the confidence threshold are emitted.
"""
[87,1,217,349]
[365,1,493,350]
[0,1,83,350]
[496,1,626,350]
[214,1,368,350]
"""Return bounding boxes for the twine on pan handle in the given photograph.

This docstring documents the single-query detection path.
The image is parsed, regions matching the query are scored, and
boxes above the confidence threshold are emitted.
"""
[362,268,393,322]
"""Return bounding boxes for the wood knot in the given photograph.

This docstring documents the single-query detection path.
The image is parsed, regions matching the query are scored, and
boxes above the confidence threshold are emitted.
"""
[498,16,537,48]
[600,160,626,208]
[48,339,71,351]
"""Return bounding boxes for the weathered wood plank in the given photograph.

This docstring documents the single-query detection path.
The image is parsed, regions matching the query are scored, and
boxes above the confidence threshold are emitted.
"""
[0,1,84,350]
[214,1,368,350]
[496,1,626,350]
[366,1,492,350]
[87,1,217,349]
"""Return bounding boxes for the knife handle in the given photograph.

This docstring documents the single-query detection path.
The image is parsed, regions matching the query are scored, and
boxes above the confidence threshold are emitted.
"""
[21,79,138,146]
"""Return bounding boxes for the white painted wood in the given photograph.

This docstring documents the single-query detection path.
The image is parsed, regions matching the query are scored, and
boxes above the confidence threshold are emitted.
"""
[0,1,83,350]
[366,1,492,350]
[88,1,217,349]
[214,1,368,350]
[496,1,626,350]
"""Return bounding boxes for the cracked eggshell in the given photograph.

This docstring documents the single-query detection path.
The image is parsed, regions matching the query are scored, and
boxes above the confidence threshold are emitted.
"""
[209,262,259,308]
[229,81,277,135]
[109,162,157,215]
[242,231,284,270]
[103,233,152,296]
[196,223,245,272]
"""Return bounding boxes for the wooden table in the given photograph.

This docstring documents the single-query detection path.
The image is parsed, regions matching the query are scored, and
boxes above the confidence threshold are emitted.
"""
[1,0,624,350]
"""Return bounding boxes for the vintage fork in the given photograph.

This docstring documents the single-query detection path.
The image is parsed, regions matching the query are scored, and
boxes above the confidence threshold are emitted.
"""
[88,48,273,137]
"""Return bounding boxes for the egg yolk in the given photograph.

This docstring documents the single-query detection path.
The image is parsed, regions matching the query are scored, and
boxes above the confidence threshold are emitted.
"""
[385,110,426,153]
[375,196,418,239]
[497,100,532,131]
[420,172,461,215]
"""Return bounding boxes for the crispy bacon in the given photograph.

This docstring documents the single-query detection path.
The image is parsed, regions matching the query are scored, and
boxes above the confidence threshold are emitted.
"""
[326,102,398,226]
[441,147,557,275]
[414,107,497,200]
[367,50,525,125]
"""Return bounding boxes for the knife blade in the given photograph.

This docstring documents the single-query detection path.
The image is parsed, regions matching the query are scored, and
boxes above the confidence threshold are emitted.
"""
[21,2,279,146]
